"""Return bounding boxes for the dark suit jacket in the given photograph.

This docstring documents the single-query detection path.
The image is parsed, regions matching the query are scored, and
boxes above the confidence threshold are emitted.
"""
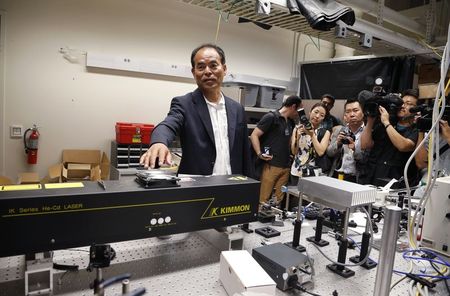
[151,88,254,177]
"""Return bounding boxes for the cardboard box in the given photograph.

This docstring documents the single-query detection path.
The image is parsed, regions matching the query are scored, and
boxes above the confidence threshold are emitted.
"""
[63,163,93,180]
[418,64,440,84]
[45,150,110,182]
[0,176,14,185]
[419,83,450,99]
[219,250,276,296]
[18,172,40,184]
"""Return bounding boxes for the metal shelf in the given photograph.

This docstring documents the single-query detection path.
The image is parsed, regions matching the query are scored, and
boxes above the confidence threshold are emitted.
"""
[180,0,432,56]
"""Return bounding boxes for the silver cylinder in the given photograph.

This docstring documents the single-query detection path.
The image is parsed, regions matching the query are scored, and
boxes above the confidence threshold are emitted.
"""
[96,268,104,296]
[373,205,402,296]
[122,279,130,294]
[341,210,350,239]
[96,268,103,282]
[296,193,303,221]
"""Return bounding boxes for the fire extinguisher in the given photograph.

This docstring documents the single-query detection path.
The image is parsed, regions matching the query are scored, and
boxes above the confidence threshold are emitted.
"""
[24,125,40,164]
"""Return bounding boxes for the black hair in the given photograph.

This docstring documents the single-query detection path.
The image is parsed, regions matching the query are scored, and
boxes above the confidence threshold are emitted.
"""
[402,89,419,100]
[321,93,336,104]
[282,95,302,108]
[310,102,330,118]
[190,44,226,68]
[344,98,362,109]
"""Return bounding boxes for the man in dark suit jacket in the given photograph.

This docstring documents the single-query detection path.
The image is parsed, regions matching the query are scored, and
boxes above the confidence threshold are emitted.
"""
[140,44,253,177]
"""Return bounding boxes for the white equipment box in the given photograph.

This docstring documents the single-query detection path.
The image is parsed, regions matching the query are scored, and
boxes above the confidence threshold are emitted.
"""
[421,176,450,256]
[220,250,276,296]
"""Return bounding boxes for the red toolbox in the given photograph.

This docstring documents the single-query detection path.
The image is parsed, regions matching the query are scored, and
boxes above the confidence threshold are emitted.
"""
[115,122,154,144]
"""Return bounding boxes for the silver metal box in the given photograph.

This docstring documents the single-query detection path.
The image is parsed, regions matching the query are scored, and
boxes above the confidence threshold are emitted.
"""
[298,176,376,209]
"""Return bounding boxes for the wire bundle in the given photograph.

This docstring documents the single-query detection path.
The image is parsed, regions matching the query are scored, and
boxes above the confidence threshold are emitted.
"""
[390,248,450,296]
[404,23,450,252]
[398,22,450,296]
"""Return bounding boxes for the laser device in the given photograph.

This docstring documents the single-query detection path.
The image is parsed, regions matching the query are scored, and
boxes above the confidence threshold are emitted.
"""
[252,243,313,291]
[0,175,259,257]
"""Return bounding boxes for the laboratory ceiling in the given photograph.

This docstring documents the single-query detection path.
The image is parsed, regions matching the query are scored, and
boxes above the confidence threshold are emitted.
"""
[181,0,449,57]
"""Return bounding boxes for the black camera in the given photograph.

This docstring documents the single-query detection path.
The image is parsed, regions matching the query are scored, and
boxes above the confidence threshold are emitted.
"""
[297,108,312,130]
[413,105,450,132]
[341,127,355,144]
[358,90,403,120]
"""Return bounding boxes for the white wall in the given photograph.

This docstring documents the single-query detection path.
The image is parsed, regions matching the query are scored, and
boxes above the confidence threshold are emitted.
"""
[0,0,334,181]
[0,12,5,180]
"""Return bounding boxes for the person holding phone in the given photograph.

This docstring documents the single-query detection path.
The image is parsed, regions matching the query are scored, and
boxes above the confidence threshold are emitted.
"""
[250,96,302,205]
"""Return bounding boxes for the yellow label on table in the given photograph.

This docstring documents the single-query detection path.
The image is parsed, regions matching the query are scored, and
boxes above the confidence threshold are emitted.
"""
[45,182,84,189]
[2,184,42,191]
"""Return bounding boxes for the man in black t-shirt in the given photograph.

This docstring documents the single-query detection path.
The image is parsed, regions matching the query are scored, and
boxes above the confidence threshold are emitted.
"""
[360,89,419,186]
[320,94,342,132]
[250,96,302,204]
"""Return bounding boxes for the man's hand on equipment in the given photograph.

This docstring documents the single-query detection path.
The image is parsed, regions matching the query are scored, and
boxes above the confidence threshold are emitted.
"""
[139,143,172,168]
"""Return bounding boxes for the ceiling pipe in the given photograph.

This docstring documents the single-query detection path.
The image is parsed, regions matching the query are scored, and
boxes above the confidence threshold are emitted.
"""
[337,0,425,37]
[350,18,430,55]
[333,8,364,58]
[270,0,432,55]
[271,0,425,36]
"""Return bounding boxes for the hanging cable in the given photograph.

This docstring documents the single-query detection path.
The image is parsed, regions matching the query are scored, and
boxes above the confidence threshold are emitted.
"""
[405,22,450,252]
[213,0,243,42]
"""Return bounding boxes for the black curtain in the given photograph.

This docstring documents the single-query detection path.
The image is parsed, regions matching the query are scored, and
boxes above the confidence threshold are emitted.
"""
[300,56,416,99]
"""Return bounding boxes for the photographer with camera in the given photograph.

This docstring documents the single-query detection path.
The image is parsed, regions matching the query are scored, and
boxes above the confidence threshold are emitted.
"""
[327,98,368,183]
[415,119,450,177]
[290,103,331,183]
[360,89,419,186]
[250,95,302,205]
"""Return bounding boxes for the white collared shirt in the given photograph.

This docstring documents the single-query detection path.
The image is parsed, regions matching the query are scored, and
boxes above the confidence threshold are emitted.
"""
[204,94,231,175]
